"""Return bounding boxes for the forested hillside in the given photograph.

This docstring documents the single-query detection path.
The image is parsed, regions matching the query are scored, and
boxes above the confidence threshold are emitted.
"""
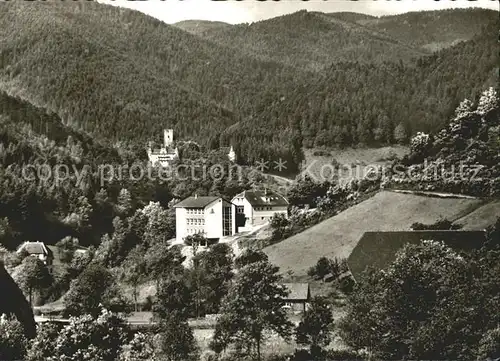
[225,19,498,163]
[199,8,496,69]
[0,2,497,173]
[174,19,231,36]
[0,89,255,249]
[199,10,426,71]
[357,8,496,51]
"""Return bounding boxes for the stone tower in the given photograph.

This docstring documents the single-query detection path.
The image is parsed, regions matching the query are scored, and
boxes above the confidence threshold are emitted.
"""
[164,129,174,148]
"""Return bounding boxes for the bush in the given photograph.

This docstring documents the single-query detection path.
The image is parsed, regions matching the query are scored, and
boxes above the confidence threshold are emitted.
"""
[476,327,500,360]
[26,322,63,361]
[327,348,366,360]
[0,315,28,361]
[118,331,155,361]
[291,348,311,361]
[312,150,331,157]
[52,308,128,361]
[338,276,355,295]
[308,257,344,281]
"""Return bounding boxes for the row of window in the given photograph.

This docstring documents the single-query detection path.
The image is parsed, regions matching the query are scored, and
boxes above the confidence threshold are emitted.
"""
[187,208,203,214]
[255,206,274,211]
[187,218,205,226]
[186,229,205,235]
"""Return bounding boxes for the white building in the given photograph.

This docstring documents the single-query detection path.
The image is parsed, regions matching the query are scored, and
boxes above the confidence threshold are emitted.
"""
[147,129,179,167]
[232,189,289,232]
[16,241,54,273]
[174,195,237,243]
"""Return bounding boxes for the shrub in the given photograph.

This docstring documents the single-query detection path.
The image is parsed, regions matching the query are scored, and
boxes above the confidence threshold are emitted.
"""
[327,348,366,360]
[0,315,28,361]
[308,257,344,281]
[118,331,156,361]
[312,150,331,157]
[26,322,62,361]
[476,327,500,360]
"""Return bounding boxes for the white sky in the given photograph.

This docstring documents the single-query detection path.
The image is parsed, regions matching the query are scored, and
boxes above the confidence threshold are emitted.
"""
[97,0,498,25]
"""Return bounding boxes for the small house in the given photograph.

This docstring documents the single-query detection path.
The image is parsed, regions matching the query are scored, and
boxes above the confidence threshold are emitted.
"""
[16,241,54,273]
[282,283,310,313]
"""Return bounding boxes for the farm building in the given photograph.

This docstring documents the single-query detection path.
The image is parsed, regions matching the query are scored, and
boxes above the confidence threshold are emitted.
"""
[282,283,310,313]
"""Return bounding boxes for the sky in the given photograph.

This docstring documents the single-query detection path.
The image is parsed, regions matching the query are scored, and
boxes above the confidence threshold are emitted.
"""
[97,0,499,25]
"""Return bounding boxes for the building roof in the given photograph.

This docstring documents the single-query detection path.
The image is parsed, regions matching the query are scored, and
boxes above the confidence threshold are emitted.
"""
[173,196,221,208]
[234,190,289,207]
[348,230,487,280]
[16,241,52,257]
[283,283,310,301]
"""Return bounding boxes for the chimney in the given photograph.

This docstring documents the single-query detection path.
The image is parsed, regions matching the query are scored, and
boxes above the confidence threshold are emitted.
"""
[194,193,198,199]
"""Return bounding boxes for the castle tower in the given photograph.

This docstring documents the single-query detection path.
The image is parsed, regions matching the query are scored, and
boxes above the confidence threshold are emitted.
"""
[228,145,236,162]
[164,129,174,148]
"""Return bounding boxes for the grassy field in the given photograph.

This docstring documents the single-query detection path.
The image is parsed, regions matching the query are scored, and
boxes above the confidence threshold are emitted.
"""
[454,199,500,229]
[301,146,409,183]
[264,190,483,278]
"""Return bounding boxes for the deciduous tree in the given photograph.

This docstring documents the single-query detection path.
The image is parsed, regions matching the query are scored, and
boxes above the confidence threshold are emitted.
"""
[296,295,334,356]
[211,258,293,361]
[15,256,52,307]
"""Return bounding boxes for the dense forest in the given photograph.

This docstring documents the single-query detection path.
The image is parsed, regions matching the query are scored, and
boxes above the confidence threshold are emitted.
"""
[0,2,497,173]
[0,90,257,249]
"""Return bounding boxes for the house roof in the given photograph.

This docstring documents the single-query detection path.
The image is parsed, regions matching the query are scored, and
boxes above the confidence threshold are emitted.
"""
[17,241,52,257]
[348,230,487,280]
[283,283,310,301]
[234,190,289,207]
[173,196,222,208]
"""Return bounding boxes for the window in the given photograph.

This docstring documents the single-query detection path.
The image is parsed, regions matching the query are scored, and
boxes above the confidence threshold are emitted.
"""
[222,206,233,236]
[237,206,244,214]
